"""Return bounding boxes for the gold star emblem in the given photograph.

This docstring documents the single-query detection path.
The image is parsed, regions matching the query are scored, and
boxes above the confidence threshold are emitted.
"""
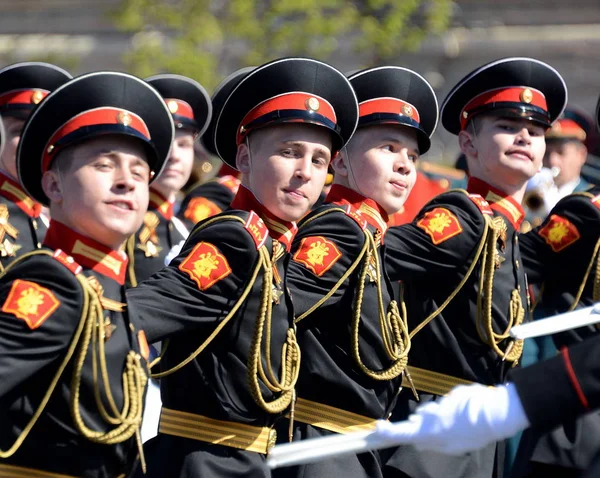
[103,317,117,340]
[272,284,284,305]
[137,240,163,258]
[0,239,22,257]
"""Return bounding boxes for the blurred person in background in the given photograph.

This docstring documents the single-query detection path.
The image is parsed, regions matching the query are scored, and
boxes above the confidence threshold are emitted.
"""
[0,62,71,270]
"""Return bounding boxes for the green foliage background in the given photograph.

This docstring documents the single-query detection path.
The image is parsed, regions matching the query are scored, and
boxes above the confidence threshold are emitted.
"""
[111,0,453,90]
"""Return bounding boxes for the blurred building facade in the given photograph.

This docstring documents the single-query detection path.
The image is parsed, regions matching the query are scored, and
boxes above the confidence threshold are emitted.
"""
[1,0,599,163]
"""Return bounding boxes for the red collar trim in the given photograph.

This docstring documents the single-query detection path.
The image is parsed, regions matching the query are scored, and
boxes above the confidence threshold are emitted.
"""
[467,177,524,230]
[325,184,389,234]
[0,171,42,218]
[230,185,297,252]
[43,220,128,284]
[149,188,174,221]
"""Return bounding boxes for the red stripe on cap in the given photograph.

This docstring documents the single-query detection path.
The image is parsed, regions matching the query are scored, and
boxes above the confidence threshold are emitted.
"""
[460,86,548,130]
[547,118,587,141]
[359,97,420,124]
[0,88,49,107]
[165,98,195,121]
[42,107,151,173]
[561,347,590,411]
[237,92,336,145]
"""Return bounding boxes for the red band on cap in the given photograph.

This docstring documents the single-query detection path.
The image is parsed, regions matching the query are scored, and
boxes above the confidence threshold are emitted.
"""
[42,107,151,173]
[237,92,336,145]
[165,98,194,121]
[0,88,49,107]
[359,97,420,124]
[547,118,586,141]
[460,86,548,130]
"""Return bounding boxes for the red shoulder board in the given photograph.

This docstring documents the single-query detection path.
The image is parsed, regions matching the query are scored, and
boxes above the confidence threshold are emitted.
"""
[293,236,342,277]
[179,241,233,290]
[467,194,493,216]
[184,197,222,224]
[417,207,463,245]
[244,211,269,249]
[342,205,368,230]
[52,249,83,275]
[538,214,580,252]
[218,175,241,194]
[2,279,61,329]
[591,194,600,211]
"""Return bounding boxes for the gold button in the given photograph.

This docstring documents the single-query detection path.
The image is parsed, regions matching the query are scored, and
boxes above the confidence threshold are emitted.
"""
[66,256,74,263]
[515,260,519,269]
[46,144,55,154]
[305,97,320,112]
[462,111,469,119]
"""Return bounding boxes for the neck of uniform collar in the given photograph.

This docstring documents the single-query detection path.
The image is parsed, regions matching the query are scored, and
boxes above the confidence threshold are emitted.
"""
[149,187,174,221]
[43,220,128,284]
[326,184,390,234]
[468,177,525,230]
[0,170,42,218]
[230,185,297,252]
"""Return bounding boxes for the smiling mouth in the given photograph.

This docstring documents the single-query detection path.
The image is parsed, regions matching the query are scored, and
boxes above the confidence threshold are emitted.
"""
[106,200,134,211]
[507,150,533,161]
[391,181,408,190]
[284,189,306,199]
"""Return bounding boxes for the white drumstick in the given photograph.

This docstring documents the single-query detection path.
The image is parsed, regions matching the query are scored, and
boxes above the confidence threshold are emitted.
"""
[510,304,600,340]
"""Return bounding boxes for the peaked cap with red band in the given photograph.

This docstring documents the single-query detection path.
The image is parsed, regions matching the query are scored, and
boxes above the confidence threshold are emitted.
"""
[0,62,72,119]
[348,66,439,154]
[546,106,592,144]
[17,71,175,205]
[441,57,567,135]
[201,67,256,158]
[214,58,359,168]
[146,74,212,137]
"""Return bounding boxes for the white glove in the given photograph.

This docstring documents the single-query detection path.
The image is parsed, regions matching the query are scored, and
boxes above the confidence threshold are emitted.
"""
[164,240,186,266]
[376,383,530,455]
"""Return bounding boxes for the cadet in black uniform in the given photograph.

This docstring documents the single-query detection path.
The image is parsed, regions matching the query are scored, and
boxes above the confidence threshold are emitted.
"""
[127,58,359,477]
[381,57,568,478]
[280,66,438,478]
[0,62,71,270]
[513,177,600,476]
[126,73,212,286]
[0,71,174,477]
[177,68,255,228]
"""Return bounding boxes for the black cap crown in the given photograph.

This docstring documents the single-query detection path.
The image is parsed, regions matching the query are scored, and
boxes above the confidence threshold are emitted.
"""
[214,58,359,168]
[18,71,175,205]
[441,57,567,135]
[348,66,439,153]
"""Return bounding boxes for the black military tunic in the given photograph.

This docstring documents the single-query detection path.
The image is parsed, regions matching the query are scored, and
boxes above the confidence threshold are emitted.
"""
[126,187,188,287]
[512,187,600,475]
[281,185,406,478]
[383,178,529,478]
[0,171,46,270]
[128,186,299,478]
[0,220,149,478]
[177,170,241,229]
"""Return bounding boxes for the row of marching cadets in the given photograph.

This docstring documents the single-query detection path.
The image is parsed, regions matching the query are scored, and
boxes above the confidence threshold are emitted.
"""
[0,55,598,478]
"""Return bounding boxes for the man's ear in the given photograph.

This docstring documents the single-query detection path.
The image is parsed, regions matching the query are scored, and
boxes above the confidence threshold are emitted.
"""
[41,170,63,203]
[236,142,252,174]
[458,130,477,158]
[332,149,349,178]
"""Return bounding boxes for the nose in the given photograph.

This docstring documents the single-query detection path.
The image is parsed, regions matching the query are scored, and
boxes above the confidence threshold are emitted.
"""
[114,167,136,192]
[515,127,532,145]
[395,149,412,174]
[295,155,313,181]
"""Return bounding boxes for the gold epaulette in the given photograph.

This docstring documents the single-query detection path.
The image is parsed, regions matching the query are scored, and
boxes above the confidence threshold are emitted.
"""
[0,250,147,470]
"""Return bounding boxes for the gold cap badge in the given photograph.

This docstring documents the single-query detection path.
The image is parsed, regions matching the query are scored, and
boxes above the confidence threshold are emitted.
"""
[167,100,179,114]
[402,104,413,117]
[116,111,132,126]
[520,88,533,104]
[305,97,320,112]
[30,90,45,105]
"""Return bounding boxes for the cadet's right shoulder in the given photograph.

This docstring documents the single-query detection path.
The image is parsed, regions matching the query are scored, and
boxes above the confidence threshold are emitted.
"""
[300,203,368,234]
[425,189,493,219]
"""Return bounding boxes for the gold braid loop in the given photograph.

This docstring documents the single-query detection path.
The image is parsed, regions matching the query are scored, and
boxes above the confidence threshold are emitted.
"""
[569,237,600,309]
[475,217,524,364]
[247,246,300,413]
[351,230,410,381]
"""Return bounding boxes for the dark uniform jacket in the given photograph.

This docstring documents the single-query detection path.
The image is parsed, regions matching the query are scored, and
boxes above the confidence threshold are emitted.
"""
[177,174,240,229]
[128,185,298,477]
[0,220,149,478]
[126,188,188,287]
[0,171,46,271]
[383,177,529,478]
[515,186,600,472]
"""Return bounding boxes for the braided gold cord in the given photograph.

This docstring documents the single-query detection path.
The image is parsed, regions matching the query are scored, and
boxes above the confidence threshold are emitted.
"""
[475,217,523,363]
[569,238,600,309]
[350,231,410,381]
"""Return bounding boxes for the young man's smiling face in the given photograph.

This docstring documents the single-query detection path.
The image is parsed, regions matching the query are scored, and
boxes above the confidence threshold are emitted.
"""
[459,116,547,191]
[333,124,419,215]
[236,123,333,222]
[42,135,151,249]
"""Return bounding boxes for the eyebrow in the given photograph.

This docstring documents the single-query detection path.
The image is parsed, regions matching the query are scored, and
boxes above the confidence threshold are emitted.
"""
[281,140,331,157]
[379,136,420,155]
